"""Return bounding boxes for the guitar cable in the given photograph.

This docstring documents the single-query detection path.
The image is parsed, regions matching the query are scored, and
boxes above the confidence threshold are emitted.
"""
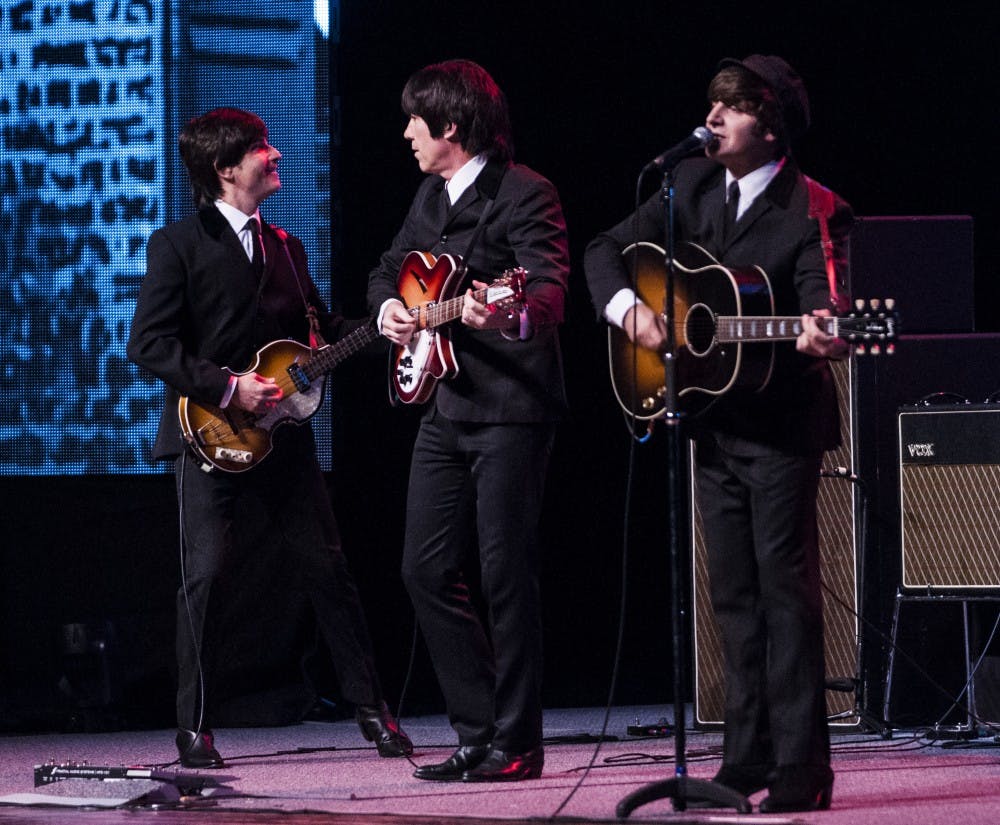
[549,165,662,817]
[391,614,422,769]
[548,404,638,819]
[172,450,209,764]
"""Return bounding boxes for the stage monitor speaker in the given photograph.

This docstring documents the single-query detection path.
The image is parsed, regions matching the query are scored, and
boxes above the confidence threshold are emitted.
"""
[849,216,974,334]
[691,359,860,727]
[898,405,1000,590]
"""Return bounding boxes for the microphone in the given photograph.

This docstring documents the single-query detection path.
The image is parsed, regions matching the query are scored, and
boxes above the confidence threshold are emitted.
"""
[644,127,715,171]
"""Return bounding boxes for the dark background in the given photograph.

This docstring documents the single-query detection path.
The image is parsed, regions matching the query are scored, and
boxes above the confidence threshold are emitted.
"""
[2,1,996,733]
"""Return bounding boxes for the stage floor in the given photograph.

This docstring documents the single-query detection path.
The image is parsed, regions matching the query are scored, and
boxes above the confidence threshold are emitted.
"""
[1,705,998,824]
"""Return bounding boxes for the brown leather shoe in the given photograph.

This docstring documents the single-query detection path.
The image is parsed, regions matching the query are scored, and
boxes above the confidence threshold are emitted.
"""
[175,728,225,769]
[759,764,834,812]
[355,701,414,757]
[413,745,491,781]
[462,746,544,782]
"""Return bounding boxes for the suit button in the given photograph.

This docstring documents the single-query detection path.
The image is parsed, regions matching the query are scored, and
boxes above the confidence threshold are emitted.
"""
[441,234,448,243]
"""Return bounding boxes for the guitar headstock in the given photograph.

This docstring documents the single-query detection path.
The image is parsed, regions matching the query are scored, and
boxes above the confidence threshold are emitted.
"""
[484,267,528,312]
[841,298,900,356]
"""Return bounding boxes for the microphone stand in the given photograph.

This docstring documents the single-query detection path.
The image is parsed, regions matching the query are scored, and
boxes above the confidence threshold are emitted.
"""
[616,166,751,817]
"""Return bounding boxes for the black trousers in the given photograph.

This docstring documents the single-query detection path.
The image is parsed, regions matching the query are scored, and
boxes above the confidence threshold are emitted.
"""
[694,431,830,769]
[174,436,382,730]
[401,407,555,753]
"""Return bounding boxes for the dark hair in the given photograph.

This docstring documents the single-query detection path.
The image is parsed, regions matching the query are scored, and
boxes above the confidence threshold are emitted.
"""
[178,108,268,207]
[401,59,513,162]
[708,66,788,156]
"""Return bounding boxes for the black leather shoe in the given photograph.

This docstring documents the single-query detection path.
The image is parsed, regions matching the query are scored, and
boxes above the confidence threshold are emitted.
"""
[684,763,771,808]
[712,763,772,796]
[759,764,834,812]
[413,745,491,781]
[462,746,544,782]
[175,728,225,769]
[356,701,413,757]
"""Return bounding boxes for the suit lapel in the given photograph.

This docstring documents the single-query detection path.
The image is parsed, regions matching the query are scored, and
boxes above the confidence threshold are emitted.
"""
[717,161,799,250]
[202,205,262,288]
[726,191,771,247]
[445,179,481,224]
[259,222,277,289]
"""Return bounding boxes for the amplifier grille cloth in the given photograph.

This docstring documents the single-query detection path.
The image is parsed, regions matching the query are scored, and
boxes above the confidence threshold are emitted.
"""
[692,359,859,725]
[901,463,1000,589]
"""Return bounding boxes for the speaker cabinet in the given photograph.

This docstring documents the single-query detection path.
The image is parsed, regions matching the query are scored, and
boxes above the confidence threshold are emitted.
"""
[849,216,974,334]
[692,359,860,727]
[898,405,1000,590]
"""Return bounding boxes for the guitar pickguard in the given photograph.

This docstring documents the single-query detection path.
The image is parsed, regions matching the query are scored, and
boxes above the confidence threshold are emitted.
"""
[395,329,437,394]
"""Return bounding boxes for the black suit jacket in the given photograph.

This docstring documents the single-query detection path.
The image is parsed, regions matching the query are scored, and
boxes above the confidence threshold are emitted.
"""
[366,161,570,423]
[585,157,854,453]
[128,205,352,460]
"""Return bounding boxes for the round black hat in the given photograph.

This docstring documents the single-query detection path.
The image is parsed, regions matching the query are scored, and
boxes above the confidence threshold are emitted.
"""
[718,54,810,141]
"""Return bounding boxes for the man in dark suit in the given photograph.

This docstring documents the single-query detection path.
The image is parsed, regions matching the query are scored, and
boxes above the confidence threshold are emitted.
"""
[128,107,411,768]
[585,56,852,812]
[367,60,569,782]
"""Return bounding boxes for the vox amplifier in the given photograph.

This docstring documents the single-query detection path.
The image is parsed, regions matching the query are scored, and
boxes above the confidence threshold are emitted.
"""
[898,405,1000,590]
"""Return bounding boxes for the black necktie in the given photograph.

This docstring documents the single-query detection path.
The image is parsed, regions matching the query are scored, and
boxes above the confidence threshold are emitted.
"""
[724,180,740,241]
[246,218,264,276]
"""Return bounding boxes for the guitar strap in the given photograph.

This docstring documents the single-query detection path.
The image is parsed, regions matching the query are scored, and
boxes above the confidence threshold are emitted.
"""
[271,223,327,351]
[805,175,849,313]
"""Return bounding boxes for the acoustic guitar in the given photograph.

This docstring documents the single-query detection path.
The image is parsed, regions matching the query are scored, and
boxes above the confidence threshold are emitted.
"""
[609,240,898,421]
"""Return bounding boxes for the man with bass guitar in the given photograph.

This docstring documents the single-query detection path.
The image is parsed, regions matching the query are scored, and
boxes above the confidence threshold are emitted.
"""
[367,59,570,782]
[584,56,852,812]
[127,108,411,768]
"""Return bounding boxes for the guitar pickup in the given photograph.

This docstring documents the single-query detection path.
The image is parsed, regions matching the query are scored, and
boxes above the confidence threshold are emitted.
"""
[287,362,310,392]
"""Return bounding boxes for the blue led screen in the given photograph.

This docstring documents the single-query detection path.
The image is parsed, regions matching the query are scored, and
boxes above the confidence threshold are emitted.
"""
[0,0,334,474]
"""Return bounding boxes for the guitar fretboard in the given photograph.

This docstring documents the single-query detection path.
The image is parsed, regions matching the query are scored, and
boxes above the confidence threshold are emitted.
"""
[411,284,512,329]
[715,316,815,342]
[416,293,467,329]
[712,314,889,343]
[303,324,380,380]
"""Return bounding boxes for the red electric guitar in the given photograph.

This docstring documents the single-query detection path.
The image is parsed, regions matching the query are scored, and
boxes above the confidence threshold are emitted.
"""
[390,250,526,404]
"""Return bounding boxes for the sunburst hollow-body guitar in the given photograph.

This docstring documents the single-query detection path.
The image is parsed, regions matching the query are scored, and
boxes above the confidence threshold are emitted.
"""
[609,241,898,420]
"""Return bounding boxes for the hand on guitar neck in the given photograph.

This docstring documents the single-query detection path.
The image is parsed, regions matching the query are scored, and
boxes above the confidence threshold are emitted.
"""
[461,279,522,333]
[622,303,848,360]
[797,310,849,360]
[380,279,521,344]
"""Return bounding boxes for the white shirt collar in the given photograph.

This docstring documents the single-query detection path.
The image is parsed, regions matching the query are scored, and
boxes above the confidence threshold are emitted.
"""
[214,198,260,234]
[445,154,487,205]
[726,157,784,221]
[215,200,261,261]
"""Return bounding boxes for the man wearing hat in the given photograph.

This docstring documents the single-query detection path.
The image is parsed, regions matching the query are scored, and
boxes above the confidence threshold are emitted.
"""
[584,56,853,812]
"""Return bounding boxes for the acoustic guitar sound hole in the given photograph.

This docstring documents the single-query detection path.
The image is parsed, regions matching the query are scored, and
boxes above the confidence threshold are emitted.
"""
[684,303,717,356]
